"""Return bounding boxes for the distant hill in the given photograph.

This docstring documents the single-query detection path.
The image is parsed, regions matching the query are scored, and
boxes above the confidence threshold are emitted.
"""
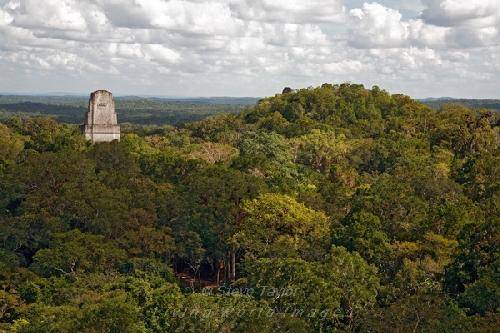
[3,94,498,127]
[0,95,259,106]
[0,95,259,125]
[420,98,500,112]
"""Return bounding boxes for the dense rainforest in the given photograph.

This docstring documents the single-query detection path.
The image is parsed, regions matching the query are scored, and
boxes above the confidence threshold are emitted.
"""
[0,83,498,332]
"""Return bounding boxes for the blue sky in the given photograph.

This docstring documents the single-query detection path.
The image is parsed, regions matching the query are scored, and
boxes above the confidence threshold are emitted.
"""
[0,0,499,98]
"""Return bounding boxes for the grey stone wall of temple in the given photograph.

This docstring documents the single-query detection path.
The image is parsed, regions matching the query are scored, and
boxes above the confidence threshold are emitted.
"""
[82,90,120,143]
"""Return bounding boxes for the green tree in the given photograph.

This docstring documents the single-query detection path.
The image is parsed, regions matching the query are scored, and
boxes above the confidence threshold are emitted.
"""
[234,193,330,260]
[31,230,126,277]
[246,246,379,331]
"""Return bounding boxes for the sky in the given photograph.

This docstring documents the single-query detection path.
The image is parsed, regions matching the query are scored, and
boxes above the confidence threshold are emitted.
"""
[0,0,499,98]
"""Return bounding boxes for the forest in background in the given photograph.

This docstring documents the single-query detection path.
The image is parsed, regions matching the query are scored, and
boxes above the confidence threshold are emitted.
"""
[0,93,498,127]
[420,98,500,113]
[0,83,498,332]
[0,95,258,125]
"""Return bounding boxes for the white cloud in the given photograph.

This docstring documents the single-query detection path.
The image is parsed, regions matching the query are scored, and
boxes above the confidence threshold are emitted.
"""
[12,0,87,31]
[323,59,370,74]
[230,0,346,23]
[101,0,242,35]
[419,0,500,47]
[247,22,330,46]
[144,44,181,64]
[421,0,500,27]
[0,0,499,98]
[349,1,500,49]
[349,3,409,48]
[0,7,12,25]
[3,48,104,73]
[408,19,448,48]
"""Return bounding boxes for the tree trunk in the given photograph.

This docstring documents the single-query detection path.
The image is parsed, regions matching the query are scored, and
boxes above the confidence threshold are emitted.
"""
[216,260,223,286]
[225,253,230,282]
[231,251,236,281]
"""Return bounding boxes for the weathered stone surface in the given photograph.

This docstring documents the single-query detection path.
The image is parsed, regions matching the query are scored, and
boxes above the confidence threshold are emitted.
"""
[82,90,120,143]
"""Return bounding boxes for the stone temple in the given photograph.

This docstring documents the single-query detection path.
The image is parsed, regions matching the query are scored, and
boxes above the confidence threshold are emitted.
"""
[82,90,120,143]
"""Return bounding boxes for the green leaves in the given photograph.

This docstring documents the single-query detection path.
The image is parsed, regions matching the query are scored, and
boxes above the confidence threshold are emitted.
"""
[246,247,380,331]
[292,129,352,174]
[15,292,145,333]
[234,193,330,260]
[31,230,126,277]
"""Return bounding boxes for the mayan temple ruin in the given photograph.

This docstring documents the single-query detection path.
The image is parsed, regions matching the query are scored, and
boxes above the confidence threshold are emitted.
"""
[82,90,120,143]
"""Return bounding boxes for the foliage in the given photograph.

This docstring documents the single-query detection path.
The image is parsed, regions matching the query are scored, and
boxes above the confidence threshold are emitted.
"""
[0,83,498,332]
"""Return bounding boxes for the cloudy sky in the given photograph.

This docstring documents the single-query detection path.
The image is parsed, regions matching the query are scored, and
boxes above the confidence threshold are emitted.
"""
[0,0,499,98]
